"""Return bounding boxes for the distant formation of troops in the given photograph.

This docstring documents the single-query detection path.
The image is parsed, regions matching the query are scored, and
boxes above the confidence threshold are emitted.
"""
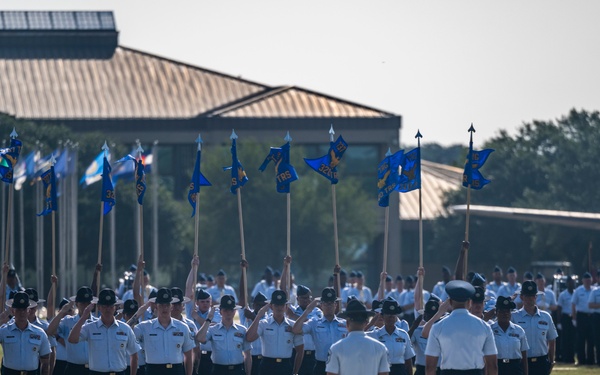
[1,243,600,375]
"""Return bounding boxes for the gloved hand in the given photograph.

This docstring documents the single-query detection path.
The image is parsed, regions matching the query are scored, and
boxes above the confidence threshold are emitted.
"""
[572,319,577,328]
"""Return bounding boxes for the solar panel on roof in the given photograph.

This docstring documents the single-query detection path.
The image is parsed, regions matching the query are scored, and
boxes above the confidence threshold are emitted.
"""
[0,11,116,31]
[27,12,53,30]
[3,11,28,30]
[51,12,77,30]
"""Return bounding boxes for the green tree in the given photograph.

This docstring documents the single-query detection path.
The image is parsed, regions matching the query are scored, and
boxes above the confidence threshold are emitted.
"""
[430,109,600,275]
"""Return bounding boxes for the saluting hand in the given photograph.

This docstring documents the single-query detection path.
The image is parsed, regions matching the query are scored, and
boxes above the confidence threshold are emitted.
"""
[257,303,270,318]
[306,298,319,312]
[59,301,75,316]
[81,302,96,320]
[207,307,215,321]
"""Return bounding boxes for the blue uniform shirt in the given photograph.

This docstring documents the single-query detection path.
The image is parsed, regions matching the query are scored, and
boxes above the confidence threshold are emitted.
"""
[367,326,415,364]
[588,288,600,313]
[425,309,497,370]
[255,316,303,358]
[79,319,141,372]
[497,282,521,298]
[511,307,558,357]
[490,321,529,360]
[205,322,251,365]
[0,321,52,371]
[134,318,195,364]
[557,290,573,315]
[301,316,347,361]
[291,305,322,351]
[57,314,98,365]
[571,285,593,313]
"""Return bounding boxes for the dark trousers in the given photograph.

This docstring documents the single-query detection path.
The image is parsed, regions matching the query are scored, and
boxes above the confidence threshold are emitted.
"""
[1,365,38,375]
[313,360,326,375]
[196,352,213,375]
[64,363,89,375]
[211,364,244,375]
[415,364,440,375]
[125,366,145,375]
[390,363,408,375]
[53,360,68,375]
[576,312,595,365]
[89,371,125,375]
[497,359,522,375]
[560,314,576,363]
[528,355,550,375]
[250,356,262,375]
[292,349,315,375]
[146,363,184,375]
[593,313,600,365]
[440,370,483,375]
[259,357,292,375]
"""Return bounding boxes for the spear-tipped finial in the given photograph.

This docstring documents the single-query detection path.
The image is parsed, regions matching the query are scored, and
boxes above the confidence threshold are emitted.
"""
[284,131,292,142]
[230,129,238,140]
[385,147,392,156]
[102,141,109,156]
[50,154,56,166]
[415,130,422,139]
[10,128,18,139]
[136,144,144,157]
[468,123,476,133]
[195,134,202,150]
[329,124,335,141]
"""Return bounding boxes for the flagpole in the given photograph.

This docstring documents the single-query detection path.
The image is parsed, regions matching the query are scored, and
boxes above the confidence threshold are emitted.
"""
[324,128,341,296]
[192,135,202,307]
[382,206,389,272]
[96,142,109,297]
[49,155,57,303]
[3,129,18,266]
[136,144,145,300]
[463,124,475,275]
[416,131,424,268]
[231,130,249,307]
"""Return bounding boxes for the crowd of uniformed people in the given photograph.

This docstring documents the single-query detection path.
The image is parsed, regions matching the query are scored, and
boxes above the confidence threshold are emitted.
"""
[0,243,600,375]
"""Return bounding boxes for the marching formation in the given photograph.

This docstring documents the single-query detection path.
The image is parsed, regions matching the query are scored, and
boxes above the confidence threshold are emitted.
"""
[4,248,600,375]
[1,124,594,375]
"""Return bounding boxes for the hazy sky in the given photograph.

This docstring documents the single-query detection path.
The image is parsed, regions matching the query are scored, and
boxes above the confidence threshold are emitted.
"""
[6,1,600,146]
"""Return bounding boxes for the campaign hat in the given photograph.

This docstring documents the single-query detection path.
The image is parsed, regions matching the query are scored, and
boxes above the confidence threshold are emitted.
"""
[7,291,36,309]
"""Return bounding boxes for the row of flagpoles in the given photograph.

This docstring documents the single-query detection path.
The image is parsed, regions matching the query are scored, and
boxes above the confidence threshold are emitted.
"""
[0,124,493,306]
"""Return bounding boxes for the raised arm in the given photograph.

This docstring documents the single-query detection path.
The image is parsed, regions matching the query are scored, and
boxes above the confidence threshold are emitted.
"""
[246,303,270,342]
[67,303,95,343]
[47,301,75,337]
[90,263,102,297]
[46,275,58,320]
[133,255,145,306]
[415,267,425,313]
[0,262,8,309]
[279,255,292,296]
[292,298,319,334]
[186,255,199,300]
[195,307,215,344]
[454,241,469,281]
[421,299,450,339]
[239,258,249,308]
[377,271,386,300]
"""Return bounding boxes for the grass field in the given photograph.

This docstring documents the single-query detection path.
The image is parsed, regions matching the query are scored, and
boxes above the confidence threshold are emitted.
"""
[553,364,600,374]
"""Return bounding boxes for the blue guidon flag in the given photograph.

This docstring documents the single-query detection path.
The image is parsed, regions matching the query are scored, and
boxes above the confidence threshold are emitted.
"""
[37,165,57,216]
[188,149,211,217]
[223,134,248,194]
[101,156,115,214]
[259,140,298,193]
[0,137,22,184]
[304,135,348,184]
[377,149,403,207]
[463,148,494,190]
[397,147,421,193]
